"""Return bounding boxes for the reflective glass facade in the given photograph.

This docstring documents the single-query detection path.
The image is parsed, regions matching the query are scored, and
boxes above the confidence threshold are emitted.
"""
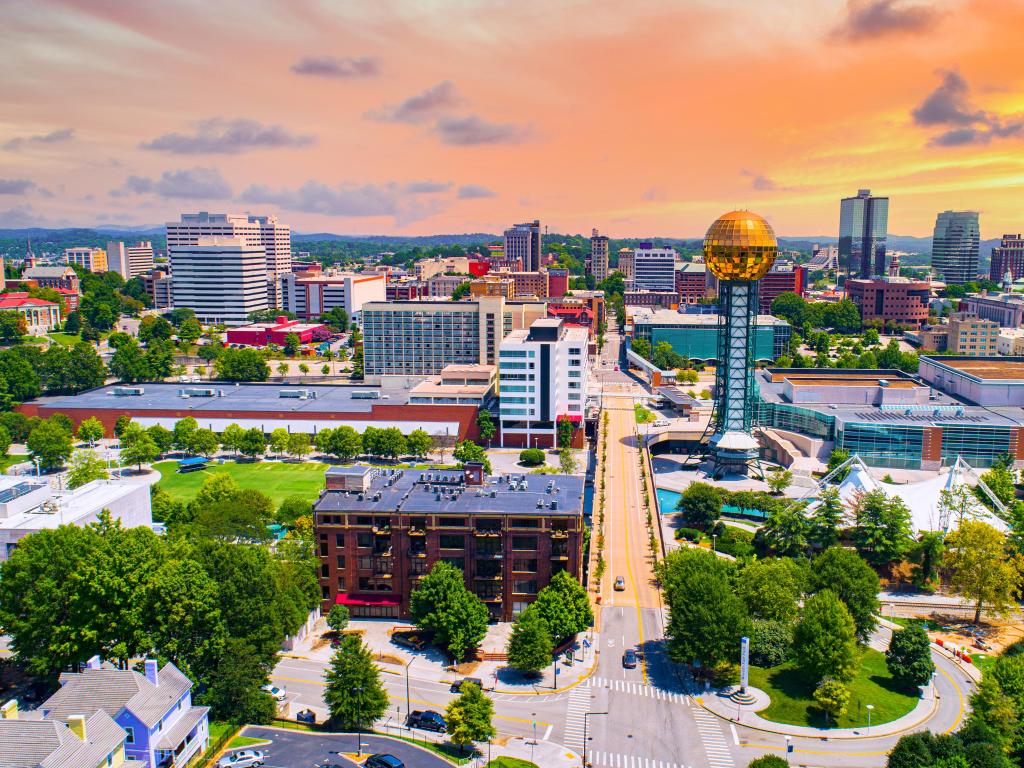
[754,396,836,439]
[837,423,924,469]
[939,424,1013,468]
[932,211,980,286]
[839,189,889,279]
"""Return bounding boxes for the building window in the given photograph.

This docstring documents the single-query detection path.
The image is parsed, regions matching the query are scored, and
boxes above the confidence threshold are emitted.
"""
[336,555,346,568]
[512,558,537,572]
[513,579,538,594]
[511,535,537,550]
[437,517,466,528]
[510,518,539,529]
[335,534,344,547]
[356,533,374,548]
[442,556,465,571]
[124,726,135,745]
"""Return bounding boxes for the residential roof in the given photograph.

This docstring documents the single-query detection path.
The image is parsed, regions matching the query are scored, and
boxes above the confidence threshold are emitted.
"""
[153,705,209,749]
[22,266,76,279]
[0,711,124,768]
[0,296,58,309]
[45,662,192,729]
[315,468,585,517]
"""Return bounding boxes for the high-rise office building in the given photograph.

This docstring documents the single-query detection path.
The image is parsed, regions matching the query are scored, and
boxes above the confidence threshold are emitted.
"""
[503,220,542,272]
[839,189,889,279]
[498,317,589,448]
[64,247,108,273]
[990,234,1024,283]
[361,297,507,379]
[632,244,677,292]
[106,241,155,279]
[931,211,980,285]
[169,236,268,325]
[589,229,609,282]
[166,212,291,307]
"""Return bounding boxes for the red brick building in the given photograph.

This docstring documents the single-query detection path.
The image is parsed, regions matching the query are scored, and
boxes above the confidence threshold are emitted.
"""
[314,465,586,621]
[758,262,806,313]
[846,277,932,328]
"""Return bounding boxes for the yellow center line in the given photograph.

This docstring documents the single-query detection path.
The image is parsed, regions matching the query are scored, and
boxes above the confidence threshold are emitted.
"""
[270,675,551,727]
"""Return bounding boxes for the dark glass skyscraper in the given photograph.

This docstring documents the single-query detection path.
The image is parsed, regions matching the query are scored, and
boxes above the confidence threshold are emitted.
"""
[931,210,980,285]
[839,189,889,280]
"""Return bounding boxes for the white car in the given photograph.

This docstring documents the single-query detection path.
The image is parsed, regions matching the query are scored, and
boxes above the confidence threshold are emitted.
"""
[217,749,266,767]
[261,684,286,701]
[652,420,670,427]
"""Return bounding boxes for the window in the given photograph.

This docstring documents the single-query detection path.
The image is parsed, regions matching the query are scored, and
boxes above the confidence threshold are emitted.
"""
[512,600,531,616]
[437,517,466,528]
[335,534,344,547]
[510,517,539,529]
[512,558,537,572]
[358,555,374,570]
[356,516,373,526]
[511,535,537,550]
[124,726,135,745]
[442,556,465,571]
[337,576,346,590]
[439,534,465,550]
[336,555,346,568]
[356,533,374,548]
[320,564,329,577]
[513,579,538,594]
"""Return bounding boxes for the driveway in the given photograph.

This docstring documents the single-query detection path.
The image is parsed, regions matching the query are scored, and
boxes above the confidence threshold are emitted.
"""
[241,727,455,768]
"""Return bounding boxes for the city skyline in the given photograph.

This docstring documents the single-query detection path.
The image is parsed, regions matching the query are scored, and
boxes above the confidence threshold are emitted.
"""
[2,0,1024,237]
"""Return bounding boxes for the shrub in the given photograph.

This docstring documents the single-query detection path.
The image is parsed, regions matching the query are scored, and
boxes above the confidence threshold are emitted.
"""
[749,619,793,668]
[675,527,702,542]
[519,448,546,466]
[716,527,756,559]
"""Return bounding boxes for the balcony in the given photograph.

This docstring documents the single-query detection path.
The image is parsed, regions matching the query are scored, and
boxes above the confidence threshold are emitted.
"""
[475,550,503,560]
[475,572,503,581]
[550,530,569,540]
[408,548,427,558]
[551,549,569,561]
[373,526,391,535]
[477,593,503,603]
[408,527,426,537]
[474,526,502,537]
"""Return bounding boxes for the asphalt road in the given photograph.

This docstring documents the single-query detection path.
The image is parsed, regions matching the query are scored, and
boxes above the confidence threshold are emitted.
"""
[241,727,452,768]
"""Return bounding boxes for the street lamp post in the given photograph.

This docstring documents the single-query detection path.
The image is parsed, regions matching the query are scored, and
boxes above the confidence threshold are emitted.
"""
[352,686,364,756]
[582,711,608,768]
[784,736,791,765]
[405,658,412,722]
[712,534,717,553]
[866,704,874,735]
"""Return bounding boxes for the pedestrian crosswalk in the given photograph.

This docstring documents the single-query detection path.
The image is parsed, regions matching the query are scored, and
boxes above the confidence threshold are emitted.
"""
[691,706,735,768]
[564,685,592,752]
[585,677,690,704]
[587,752,697,768]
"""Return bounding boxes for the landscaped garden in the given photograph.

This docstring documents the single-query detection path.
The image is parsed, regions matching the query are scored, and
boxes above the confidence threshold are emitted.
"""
[153,459,329,506]
[747,648,920,728]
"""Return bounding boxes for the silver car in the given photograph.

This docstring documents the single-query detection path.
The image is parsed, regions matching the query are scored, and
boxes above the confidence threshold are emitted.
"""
[217,749,266,767]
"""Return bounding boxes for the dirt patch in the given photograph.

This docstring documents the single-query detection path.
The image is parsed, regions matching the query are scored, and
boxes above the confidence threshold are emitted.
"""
[452,660,481,675]
[894,609,1024,655]
[370,652,407,666]
[491,735,514,747]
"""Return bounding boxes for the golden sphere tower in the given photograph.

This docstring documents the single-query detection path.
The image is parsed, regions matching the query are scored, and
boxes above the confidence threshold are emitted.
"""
[702,211,778,476]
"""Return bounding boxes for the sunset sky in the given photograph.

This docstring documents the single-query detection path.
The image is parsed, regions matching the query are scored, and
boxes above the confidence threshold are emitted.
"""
[2,0,1023,238]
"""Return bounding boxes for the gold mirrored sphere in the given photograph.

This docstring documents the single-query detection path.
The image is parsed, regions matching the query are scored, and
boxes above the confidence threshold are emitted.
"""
[703,210,778,282]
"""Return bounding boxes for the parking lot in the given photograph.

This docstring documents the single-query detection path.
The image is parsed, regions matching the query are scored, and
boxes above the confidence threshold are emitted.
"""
[232,727,455,768]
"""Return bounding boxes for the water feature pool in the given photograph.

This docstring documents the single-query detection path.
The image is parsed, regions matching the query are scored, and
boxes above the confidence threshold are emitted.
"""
[655,486,772,520]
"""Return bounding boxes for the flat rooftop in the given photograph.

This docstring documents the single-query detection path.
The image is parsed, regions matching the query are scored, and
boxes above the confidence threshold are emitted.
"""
[315,468,584,517]
[786,377,920,389]
[629,308,788,326]
[34,381,420,414]
[922,356,1024,382]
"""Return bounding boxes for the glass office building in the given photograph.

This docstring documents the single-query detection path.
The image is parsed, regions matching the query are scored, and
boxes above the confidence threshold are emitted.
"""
[631,311,790,362]
[932,211,980,285]
[839,189,889,280]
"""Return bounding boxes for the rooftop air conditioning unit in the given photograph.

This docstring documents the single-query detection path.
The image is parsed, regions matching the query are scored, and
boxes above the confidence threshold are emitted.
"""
[551,500,558,510]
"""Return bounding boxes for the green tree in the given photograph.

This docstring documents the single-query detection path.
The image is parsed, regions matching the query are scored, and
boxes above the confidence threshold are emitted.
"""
[0,425,10,459]
[759,506,809,557]
[445,681,495,753]
[519,448,546,467]
[558,448,578,475]
[220,423,246,455]
[736,558,805,622]
[326,604,350,633]
[660,549,749,670]
[886,624,935,689]
[27,418,73,470]
[277,495,311,525]
[199,638,276,724]
[76,416,105,445]
[109,338,149,382]
[120,424,160,471]
[851,489,913,566]
[405,428,432,459]
[214,348,270,381]
[794,590,857,684]
[944,520,1024,624]
[506,607,553,673]
[173,417,199,455]
[766,466,793,496]
[327,426,362,462]
[809,487,844,551]
[675,482,723,530]
[376,427,407,459]
[810,547,880,641]
[238,428,266,458]
[453,439,491,473]
[477,410,497,446]
[409,561,489,661]
[113,414,133,439]
[323,634,390,729]
[283,333,301,356]
[0,310,27,342]
[147,424,174,455]
[909,530,945,589]
[177,317,203,346]
[979,465,1017,508]
[269,427,291,457]
[557,416,574,449]
[138,315,173,344]
[451,281,472,301]
[814,677,851,723]
[66,450,110,488]
[287,432,311,459]
[749,619,793,668]
[531,571,593,644]
[747,757,789,768]
[770,292,808,327]
[191,428,220,458]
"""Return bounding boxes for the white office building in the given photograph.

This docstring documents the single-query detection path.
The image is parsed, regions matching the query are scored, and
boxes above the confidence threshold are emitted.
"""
[166,212,291,307]
[498,317,589,448]
[169,236,268,325]
[281,271,386,319]
[632,244,677,291]
[106,240,155,279]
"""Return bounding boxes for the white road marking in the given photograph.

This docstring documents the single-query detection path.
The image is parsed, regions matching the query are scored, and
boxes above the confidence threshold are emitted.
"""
[544,724,553,740]
[730,723,739,745]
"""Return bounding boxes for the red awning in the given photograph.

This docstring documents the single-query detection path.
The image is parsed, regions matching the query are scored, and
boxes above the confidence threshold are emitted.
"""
[335,593,400,607]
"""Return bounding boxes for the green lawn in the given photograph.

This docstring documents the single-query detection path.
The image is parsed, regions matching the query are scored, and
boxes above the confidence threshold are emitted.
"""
[0,454,29,474]
[228,735,269,749]
[634,404,655,424]
[487,759,538,768]
[747,649,920,729]
[154,459,328,506]
[47,333,82,347]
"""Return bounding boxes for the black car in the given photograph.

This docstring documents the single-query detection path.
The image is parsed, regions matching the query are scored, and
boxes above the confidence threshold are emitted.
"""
[450,677,483,693]
[407,709,447,732]
[622,649,638,669]
[365,755,405,768]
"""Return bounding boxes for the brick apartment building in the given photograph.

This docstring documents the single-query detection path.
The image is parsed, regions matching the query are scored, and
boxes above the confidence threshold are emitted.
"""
[846,277,931,328]
[314,464,586,621]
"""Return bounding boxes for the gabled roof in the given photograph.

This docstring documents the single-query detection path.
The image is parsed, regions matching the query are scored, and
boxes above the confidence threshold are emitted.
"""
[22,267,76,279]
[0,711,124,768]
[44,662,193,729]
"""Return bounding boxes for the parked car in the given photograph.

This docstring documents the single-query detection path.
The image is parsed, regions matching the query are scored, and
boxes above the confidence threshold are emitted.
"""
[217,749,266,767]
[407,709,447,732]
[622,649,638,669]
[653,420,670,427]
[365,755,405,768]
[391,631,430,651]
[450,677,484,693]
[614,576,626,591]
[260,684,286,701]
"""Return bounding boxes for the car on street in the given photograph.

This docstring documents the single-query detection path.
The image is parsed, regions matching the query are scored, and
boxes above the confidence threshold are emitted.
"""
[365,755,405,768]
[614,576,625,591]
[653,420,670,427]
[614,364,620,371]
[217,749,266,767]
[450,677,484,693]
[622,648,638,669]
[406,710,447,732]
[260,684,286,701]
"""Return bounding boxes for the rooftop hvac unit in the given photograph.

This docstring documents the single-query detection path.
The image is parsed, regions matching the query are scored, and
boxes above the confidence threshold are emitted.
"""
[490,490,497,498]
[179,387,215,398]
[536,500,544,509]
[351,390,381,400]
[551,500,558,510]
[279,389,312,399]
[110,386,145,397]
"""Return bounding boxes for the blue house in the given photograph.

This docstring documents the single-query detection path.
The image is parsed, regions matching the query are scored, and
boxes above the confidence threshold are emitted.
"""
[40,657,209,768]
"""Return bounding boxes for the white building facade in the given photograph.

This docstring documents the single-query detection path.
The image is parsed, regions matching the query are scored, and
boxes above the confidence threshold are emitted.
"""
[281,272,386,319]
[106,240,155,279]
[632,245,677,291]
[498,318,589,448]
[169,236,268,324]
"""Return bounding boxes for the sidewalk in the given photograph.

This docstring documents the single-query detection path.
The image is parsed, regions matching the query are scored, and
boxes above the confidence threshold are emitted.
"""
[283,618,601,695]
[488,737,580,768]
